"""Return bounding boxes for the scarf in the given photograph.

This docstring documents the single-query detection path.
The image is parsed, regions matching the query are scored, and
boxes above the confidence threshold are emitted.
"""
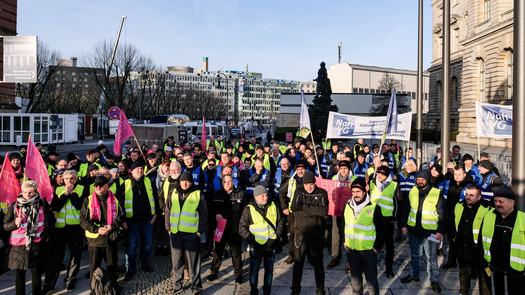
[376,175,392,193]
[16,193,41,250]
[90,190,117,225]
[336,171,352,182]
[349,194,370,219]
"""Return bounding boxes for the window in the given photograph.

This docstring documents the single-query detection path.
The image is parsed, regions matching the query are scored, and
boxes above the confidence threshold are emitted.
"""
[436,81,443,109]
[72,71,76,76]
[451,77,458,109]
[479,60,486,102]
[507,53,513,100]
[484,0,490,22]
[454,29,459,52]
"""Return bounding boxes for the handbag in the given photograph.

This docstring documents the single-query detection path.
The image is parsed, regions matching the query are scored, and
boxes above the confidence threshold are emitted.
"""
[260,213,283,254]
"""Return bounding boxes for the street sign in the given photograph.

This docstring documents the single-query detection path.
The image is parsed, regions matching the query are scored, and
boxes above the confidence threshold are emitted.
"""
[108,106,121,120]
[3,36,37,83]
[286,133,293,141]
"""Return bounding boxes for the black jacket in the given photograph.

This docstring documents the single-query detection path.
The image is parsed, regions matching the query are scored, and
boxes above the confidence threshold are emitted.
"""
[79,191,125,247]
[446,175,473,216]
[289,185,328,238]
[126,176,160,222]
[50,184,88,216]
[279,174,303,212]
[402,185,447,239]
[455,201,486,263]
[4,197,55,270]
[239,198,284,251]
[211,188,246,235]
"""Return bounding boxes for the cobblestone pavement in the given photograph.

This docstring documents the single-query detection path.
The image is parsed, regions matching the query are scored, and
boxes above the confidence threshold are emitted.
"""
[0,229,485,295]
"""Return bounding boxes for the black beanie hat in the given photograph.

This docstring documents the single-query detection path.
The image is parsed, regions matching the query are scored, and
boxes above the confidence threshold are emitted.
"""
[303,171,315,184]
[180,172,194,183]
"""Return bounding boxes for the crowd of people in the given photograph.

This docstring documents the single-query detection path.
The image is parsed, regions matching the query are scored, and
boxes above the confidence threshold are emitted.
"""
[0,134,524,295]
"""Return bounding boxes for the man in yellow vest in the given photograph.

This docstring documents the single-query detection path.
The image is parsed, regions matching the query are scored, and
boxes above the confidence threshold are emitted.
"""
[239,185,283,295]
[43,170,87,294]
[480,185,525,294]
[401,169,446,294]
[344,178,385,295]
[369,165,398,279]
[165,172,208,295]
[79,176,124,284]
[123,162,160,281]
[453,184,490,295]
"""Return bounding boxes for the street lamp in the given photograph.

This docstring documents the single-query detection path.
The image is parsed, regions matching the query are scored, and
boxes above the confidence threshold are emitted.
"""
[217,72,230,138]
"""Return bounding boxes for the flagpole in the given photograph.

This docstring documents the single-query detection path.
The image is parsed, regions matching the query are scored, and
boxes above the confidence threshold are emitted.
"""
[132,134,146,161]
[23,134,31,183]
[310,132,321,176]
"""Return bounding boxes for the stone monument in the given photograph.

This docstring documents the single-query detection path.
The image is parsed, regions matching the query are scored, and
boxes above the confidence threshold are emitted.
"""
[310,62,338,140]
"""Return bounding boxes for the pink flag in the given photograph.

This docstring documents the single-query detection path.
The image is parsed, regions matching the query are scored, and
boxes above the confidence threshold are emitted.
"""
[0,152,22,209]
[213,218,227,242]
[201,117,207,152]
[315,177,353,216]
[113,110,135,156]
[26,138,53,203]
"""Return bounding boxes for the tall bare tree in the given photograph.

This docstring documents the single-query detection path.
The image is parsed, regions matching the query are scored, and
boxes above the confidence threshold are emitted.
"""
[378,73,403,93]
[15,41,61,112]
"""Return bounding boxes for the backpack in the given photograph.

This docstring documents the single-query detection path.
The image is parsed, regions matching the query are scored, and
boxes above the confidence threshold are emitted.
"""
[90,267,120,295]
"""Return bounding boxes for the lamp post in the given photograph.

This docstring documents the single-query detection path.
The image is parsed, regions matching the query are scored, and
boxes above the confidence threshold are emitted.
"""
[217,72,229,139]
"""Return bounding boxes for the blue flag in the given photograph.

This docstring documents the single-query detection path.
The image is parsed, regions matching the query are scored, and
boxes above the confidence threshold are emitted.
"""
[385,87,398,134]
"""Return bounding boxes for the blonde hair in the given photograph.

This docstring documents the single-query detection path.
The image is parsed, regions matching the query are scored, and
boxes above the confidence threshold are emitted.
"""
[21,180,38,192]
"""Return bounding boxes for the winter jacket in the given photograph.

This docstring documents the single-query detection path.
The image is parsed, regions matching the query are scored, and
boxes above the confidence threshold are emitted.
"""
[79,192,125,247]
[211,188,246,235]
[289,185,328,238]
[239,198,284,251]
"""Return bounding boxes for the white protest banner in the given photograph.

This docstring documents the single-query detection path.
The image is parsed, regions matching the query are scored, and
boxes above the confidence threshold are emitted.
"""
[475,102,512,139]
[326,111,412,141]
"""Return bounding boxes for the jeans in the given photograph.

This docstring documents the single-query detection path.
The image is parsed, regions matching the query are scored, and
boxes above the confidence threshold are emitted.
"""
[407,231,439,282]
[125,219,153,273]
[346,249,379,295]
[249,246,275,295]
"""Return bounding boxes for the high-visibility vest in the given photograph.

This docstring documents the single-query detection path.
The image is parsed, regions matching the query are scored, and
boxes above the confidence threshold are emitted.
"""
[55,185,85,228]
[369,181,397,217]
[454,202,490,244]
[124,178,155,218]
[343,201,376,251]
[169,190,200,234]
[352,162,368,179]
[437,180,450,200]
[1,202,8,214]
[274,168,293,196]
[246,168,269,195]
[407,186,440,230]
[399,172,417,195]
[322,140,331,151]
[85,194,119,239]
[287,176,298,212]
[200,159,220,170]
[478,172,497,201]
[366,167,376,180]
[255,154,271,170]
[10,204,46,245]
[207,140,222,152]
[247,202,277,245]
[78,162,101,179]
[482,210,525,271]
[279,145,287,154]
[319,155,329,178]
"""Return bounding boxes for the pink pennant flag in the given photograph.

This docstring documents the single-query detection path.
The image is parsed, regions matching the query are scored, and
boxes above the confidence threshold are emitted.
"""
[113,110,135,156]
[25,138,53,203]
[0,152,22,210]
[201,117,207,152]
[213,218,227,242]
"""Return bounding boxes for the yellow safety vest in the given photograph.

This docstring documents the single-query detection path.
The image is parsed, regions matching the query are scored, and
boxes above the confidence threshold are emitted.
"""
[369,181,397,217]
[78,162,101,179]
[482,210,525,271]
[407,186,440,230]
[344,202,376,251]
[454,202,490,244]
[169,190,200,234]
[124,178,155,218]
[247,202,277,245]
[90,182,117,196]
[85,194,119,239]
[55,185,85,228]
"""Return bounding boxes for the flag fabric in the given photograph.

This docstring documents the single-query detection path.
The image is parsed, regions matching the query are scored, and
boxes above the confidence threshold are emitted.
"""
[0,152,22,209]
[201,117,207,151]
[25,138,53,203]
[315,177,352,216]
[299,86,311,138]
[113,110,135,156]
[213,218,227,242]
[385,87,398,134]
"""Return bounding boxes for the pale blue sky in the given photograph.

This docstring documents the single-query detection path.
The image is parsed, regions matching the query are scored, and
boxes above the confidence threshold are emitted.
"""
[18,0,433,81]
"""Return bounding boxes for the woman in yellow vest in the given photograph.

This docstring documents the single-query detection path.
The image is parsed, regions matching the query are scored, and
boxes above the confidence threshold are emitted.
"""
[239,185,284,295]
[79,176,124,285]
[165,172,208,295]
[343,178,385,295]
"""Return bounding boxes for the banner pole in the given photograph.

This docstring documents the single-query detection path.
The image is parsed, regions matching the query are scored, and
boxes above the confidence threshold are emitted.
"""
[132,134,146,161]
[310,132,321,176]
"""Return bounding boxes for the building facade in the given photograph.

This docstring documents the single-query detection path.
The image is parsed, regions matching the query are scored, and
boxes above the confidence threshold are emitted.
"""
[428,0,513,148]
[328,63,430,115]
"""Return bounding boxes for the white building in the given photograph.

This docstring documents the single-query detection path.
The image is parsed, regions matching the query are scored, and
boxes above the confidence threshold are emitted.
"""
[328,63,430,114]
